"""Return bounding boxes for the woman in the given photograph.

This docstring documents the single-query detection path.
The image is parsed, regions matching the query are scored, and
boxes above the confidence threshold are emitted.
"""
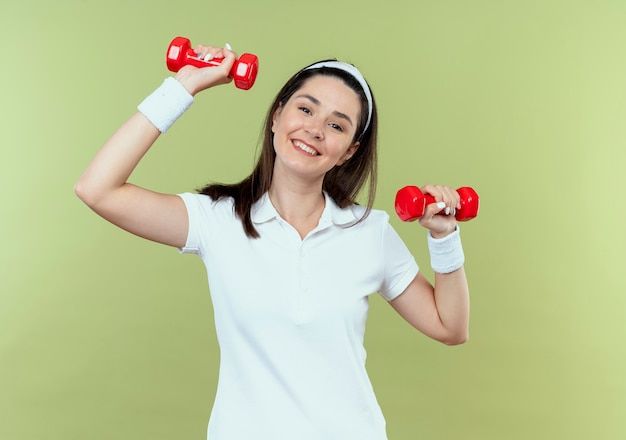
[75,42,470,439]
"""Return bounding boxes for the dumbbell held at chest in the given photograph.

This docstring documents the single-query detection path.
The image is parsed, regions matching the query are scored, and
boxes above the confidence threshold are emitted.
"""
[395,186,480,222]
[166,36,259,90]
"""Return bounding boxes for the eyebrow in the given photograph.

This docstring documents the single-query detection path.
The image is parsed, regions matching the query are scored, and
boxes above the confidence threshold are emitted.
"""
[296,94,354,127]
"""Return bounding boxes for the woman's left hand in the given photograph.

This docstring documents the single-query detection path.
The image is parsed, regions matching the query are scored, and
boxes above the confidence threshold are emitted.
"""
[417,184,460,238]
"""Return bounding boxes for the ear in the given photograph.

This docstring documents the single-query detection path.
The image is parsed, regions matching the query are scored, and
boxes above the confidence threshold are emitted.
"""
[271,104,283,133]
[337,141,360,166]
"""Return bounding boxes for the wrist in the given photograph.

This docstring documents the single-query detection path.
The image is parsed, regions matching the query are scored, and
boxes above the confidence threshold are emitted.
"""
[173,71,201,96]
[137,77,194,133]
[429,225,457,239]
[428,226,465,274]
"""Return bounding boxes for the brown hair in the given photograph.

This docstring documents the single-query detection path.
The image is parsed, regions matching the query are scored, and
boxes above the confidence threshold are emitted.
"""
[198,60,378,238]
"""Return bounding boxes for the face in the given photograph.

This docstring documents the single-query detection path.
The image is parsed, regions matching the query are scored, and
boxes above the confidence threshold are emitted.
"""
[271,75,361,181]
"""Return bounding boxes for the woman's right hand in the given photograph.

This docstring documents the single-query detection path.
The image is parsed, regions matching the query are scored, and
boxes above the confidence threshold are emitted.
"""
[174,43,237,96]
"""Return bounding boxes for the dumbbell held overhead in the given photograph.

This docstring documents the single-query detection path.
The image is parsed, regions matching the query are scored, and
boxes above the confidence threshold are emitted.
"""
[395,186,480,222]
[166,36,259,90]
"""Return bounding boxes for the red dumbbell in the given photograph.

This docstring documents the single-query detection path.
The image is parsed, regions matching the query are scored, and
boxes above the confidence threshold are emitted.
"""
[395,186,480,222]
[165,36,259,90]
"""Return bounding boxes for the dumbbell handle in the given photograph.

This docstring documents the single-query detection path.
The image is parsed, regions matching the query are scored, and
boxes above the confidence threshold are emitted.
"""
[166,37,258,90]
[395,186,480,222]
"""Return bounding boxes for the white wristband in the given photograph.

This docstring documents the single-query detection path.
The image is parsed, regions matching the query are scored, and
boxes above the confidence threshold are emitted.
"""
[428,226,465,274]
[137,77,194,133]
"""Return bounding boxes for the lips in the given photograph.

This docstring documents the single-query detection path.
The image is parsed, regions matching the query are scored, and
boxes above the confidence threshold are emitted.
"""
[293,140,319,156]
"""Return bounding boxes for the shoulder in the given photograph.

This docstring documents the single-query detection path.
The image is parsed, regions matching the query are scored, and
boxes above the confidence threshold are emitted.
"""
[346,204,390,227]
[178,191,232,206]
[326,194,390,228]
[344,205,409,251]
[177,192,236,219]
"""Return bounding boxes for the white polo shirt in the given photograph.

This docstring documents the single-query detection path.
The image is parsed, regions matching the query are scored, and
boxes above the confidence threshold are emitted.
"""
[178,191,419,440]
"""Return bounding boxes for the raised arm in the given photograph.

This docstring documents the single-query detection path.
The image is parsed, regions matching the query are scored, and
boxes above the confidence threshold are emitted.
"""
[389,184,471,345]
[74,43,237,248]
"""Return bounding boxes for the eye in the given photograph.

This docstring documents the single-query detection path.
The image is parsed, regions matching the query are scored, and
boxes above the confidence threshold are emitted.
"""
[298,106,312,115]
[329,122,344,132]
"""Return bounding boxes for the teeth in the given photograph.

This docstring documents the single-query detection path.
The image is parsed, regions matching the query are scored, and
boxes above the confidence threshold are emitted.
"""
[294,140,317,155]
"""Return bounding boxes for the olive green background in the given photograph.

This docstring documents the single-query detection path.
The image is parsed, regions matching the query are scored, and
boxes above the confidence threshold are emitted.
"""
[1,0,625,439]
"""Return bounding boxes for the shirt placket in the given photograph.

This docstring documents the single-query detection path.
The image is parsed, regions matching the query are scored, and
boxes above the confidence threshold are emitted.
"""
[294,240,307,323]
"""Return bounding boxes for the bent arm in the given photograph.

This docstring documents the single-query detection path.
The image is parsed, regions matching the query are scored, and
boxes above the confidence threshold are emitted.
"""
[389,184,470,345]
[75,43,238,248]
[390,268,470,345]
[74,112,189,248]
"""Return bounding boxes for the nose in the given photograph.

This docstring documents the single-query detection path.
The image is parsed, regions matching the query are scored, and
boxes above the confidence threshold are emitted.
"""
[305,117,324,139]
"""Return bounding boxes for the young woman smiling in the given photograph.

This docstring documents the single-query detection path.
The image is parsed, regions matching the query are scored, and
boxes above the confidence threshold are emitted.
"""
[75,41,471,440]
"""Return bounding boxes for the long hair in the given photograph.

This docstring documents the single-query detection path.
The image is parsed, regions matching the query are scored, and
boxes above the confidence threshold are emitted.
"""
[198,60,378,238]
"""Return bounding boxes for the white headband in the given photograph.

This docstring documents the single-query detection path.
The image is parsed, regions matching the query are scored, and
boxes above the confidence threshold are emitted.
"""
[304,61,373,138]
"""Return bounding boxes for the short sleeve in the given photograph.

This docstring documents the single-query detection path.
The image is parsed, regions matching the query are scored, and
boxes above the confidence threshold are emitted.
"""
[379,222,419,301]
[176,192,204,255]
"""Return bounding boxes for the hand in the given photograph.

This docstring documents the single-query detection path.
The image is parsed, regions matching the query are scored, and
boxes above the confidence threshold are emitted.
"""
[417,184,460,238]
[174,43,237,95]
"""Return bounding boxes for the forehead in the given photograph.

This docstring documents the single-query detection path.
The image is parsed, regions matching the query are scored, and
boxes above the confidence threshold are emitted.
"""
[291,75,361,115]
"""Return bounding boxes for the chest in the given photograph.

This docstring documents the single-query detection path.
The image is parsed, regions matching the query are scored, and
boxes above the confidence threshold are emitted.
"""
[202,219,384,325]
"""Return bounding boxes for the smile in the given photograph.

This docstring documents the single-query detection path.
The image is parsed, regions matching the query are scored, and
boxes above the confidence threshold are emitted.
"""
[293,140,319,156]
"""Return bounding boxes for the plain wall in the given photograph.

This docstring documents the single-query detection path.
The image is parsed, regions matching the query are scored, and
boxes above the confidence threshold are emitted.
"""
[1,0,625,439]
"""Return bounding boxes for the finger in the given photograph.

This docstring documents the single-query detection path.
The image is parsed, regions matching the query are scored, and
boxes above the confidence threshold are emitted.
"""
[447,187,461,215]
[424,200,446,218]
[441,186,455,215]
[193,45,222,61]
[204,48,222,62]
[194,45,207,57]
[447,186,460,208]
[450,188,458,216]
[421,184,443,204]
[222,44,239,64]
[436,201,447,216]
[425,185,459,217]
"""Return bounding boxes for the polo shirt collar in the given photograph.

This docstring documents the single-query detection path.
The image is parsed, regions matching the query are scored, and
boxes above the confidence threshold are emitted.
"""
[251,192,358,226]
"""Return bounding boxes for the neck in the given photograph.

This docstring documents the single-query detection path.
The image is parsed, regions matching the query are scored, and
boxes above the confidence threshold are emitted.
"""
[268,173,326,239]
[269,184,325,220]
